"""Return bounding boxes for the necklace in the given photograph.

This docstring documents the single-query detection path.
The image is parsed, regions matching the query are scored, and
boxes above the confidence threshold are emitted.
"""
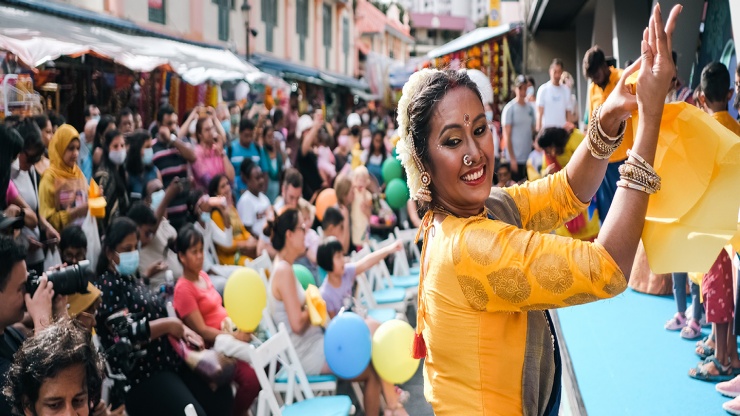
[432,204,489,219]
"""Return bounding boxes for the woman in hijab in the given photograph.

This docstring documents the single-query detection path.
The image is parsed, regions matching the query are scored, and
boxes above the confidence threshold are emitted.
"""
[39,124,89,232]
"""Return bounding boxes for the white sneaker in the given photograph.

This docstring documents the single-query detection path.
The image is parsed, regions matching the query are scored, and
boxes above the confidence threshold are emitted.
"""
[718,376,740,398]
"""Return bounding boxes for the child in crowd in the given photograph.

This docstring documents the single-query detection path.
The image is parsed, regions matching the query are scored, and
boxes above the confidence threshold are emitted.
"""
[322,206,349,253]
[350,166,373,248]
[59,224,87,266]
[236,159,273,242]
[316,127,337,187]
[317,237,403,318]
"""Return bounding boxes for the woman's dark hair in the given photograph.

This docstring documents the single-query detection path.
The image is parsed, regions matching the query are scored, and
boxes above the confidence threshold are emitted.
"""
[93,115,116,152]
[536,127,569,154]
[208,174,228,198]
[15,118,44,155]
[101,129,124,166]
[0,124,24,208]
[3,319,105,415]
[46,111,65,128]
[316,237,344,272]
[185,189,205,223]
[125,129,152,175]
[264,208,300,251]
[405,70,482,175]
[175,224,204,261]
[59,225,87,253]
[96,217,138,275]
[369,130,388,161]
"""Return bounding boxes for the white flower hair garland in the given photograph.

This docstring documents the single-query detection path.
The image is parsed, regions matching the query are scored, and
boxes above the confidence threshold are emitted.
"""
[395,68,439,200]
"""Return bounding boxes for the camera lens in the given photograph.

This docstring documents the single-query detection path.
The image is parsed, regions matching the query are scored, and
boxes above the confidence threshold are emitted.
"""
[45,260,91,295]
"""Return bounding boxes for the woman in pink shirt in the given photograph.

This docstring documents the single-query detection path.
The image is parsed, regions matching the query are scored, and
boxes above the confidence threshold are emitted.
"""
[188,107,235,191]
[173,224,259,416]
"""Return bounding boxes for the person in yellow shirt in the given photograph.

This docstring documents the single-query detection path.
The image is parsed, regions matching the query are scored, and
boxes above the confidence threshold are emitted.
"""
[208,174,258,265]
[697,61,740,136]
[393,5,680,415]
[583,46,635,222]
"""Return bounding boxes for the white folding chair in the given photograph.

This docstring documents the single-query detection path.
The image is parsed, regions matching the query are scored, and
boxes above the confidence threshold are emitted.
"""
[246,324,354,416]
[257,309,338,400]
[246,250,274,288]
[368,237,419,298]
[394,227,421,274]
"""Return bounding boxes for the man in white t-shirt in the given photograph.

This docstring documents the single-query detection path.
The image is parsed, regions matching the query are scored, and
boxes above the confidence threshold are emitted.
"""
[502,75,536,181]
[237,158,273,241]
[536,58,574,131]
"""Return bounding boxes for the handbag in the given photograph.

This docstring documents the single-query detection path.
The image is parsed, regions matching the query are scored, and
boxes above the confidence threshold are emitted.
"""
[169,336,237,389]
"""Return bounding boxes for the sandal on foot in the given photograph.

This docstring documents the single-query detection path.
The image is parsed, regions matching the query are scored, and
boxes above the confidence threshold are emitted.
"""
[689,356,733,382]
[680,320,702,340]
[696,336,715,359]
[665,313,687,331]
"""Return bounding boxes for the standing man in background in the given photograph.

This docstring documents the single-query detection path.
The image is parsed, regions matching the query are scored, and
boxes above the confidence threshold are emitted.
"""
[502,75,536,181]
[536,58,574,131]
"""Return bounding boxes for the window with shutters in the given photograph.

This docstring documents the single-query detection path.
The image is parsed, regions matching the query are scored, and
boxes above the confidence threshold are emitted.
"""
[342,16,349,74]
[323,4,332,69]
[261,0,278,52]
[296,0,309,61]
[217,0,230,41]
[148,0,166,24]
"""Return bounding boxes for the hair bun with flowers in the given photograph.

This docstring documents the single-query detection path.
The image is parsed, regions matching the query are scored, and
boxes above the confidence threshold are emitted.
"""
[395,68,439,201]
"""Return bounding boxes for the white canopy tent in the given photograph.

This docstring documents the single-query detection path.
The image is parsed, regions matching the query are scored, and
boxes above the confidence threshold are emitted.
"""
[0,5,259,84]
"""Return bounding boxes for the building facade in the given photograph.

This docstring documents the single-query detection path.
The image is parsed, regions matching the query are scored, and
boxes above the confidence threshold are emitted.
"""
[54,0,356,77]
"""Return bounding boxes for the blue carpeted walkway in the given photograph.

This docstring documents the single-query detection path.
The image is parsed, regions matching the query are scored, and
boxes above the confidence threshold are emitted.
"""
[557,289,729,415]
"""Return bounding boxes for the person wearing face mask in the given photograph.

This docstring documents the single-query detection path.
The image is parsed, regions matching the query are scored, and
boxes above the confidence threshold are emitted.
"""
[333,125,351,174]
[502,75,537,182]
[92,115,117,169]
[94,129,130,233]
[126,130,161,203]
[93,217,234,415]
[12,120,60,277]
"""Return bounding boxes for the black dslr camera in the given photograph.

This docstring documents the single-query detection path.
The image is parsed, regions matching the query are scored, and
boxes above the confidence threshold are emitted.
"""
[104,310,150,373]
[26,260,91,296]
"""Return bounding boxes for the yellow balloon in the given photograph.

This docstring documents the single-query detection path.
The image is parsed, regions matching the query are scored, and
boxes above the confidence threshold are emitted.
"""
[224,268,266,332]
[371,320,420,384]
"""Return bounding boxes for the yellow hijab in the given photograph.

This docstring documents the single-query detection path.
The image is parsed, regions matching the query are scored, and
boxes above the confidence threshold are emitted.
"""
[47,124,85,181]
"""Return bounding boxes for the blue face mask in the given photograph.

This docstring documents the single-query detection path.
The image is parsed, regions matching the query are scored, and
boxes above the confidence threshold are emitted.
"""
[150,189,165,212]
[201,212,211,223]
[116,250,140,276]
[221,120,231,133]
[142,147,154,166]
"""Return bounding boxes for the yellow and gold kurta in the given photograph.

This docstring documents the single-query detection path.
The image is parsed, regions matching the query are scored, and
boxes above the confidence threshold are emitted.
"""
[419,169,626,415]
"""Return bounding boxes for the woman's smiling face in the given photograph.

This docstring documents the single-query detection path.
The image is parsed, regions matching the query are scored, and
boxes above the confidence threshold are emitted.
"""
[425,87,493,215]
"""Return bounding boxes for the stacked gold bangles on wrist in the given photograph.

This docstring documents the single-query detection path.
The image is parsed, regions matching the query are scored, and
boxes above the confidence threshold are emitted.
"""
[617,149,661,194]
[587,104,626,159]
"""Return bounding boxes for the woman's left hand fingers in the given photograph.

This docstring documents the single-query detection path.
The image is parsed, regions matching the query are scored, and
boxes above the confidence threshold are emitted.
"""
[664,4,683,54]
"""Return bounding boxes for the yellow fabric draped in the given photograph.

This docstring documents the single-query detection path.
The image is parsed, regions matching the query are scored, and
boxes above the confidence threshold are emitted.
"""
[632,103,740,273]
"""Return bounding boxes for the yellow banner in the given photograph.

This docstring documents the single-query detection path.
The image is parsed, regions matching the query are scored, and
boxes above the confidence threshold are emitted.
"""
[488,0,501,27]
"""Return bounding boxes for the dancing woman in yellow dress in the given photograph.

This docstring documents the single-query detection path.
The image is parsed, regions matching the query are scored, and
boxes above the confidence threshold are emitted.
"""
[394,4,681,415]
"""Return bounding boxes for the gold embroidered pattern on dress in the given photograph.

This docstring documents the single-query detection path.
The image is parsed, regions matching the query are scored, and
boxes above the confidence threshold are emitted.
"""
[602,270,627,295]
[573,246,601,278]
[457,275,489,311]
[531,253,573,294]
[452,234,463,265]
[529,207,559,231]
[507,191,530,223]
[465,228,502,266]
[563,293,600,305]
[487,267,531,303]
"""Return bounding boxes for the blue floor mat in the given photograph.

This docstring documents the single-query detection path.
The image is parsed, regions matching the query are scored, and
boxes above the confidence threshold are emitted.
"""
[557,289,729,416]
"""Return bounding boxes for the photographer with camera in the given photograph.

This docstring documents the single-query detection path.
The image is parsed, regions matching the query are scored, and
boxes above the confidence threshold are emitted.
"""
[93,217,233,415]
[0,235,68,414]
[3,319,105,416]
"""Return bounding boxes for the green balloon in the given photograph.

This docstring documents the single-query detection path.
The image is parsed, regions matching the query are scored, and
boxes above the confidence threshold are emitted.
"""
[385,178,410,210]
[381,158,403,183]
[293,264,315,290]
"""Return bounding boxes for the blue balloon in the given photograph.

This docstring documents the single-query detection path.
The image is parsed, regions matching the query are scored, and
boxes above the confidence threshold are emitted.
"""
[324,312,371,379]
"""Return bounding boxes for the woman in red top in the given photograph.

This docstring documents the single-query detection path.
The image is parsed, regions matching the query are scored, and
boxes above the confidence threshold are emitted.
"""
[173,224,260,416]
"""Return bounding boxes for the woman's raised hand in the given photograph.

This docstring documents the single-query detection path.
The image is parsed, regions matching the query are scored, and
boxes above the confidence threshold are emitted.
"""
[636,3,682,118]
[600,4,681,125]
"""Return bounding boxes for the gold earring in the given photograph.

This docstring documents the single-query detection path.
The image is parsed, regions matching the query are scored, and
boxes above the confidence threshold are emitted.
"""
[412,151,432,202]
